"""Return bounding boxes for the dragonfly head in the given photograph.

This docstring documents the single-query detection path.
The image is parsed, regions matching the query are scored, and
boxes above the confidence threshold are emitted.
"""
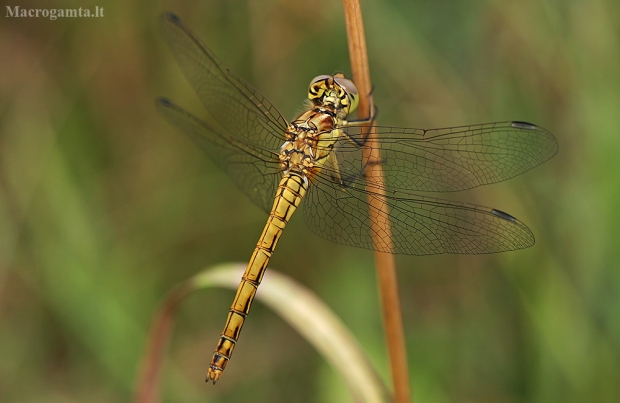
[308,73,359,116]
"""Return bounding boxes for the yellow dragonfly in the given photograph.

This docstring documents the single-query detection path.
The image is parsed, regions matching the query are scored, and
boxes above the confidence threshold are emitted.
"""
[157,13,558,383]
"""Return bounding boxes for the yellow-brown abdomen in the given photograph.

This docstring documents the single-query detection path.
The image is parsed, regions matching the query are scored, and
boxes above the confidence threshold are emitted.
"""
[206,173,308,383]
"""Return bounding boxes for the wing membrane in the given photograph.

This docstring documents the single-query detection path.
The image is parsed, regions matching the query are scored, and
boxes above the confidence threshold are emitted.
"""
[159,13,288,153]
[157,98,281,213]
[304,173,534,255]
[339,121,558,192]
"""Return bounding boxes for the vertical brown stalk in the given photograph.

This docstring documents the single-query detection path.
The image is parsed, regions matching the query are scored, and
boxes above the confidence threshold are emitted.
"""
[341,1,412,403]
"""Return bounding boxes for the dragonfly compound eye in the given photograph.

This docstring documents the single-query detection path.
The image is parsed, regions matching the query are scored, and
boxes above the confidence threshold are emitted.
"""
[334,76,359,114]
[308,75,332,102]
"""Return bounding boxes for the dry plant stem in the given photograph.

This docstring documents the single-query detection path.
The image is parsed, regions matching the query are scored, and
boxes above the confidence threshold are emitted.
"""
[133,283,193,403]
[341,1,412,403]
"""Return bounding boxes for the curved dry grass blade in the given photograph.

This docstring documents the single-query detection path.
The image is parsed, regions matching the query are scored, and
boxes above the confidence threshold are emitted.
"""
[193,264,391,403]
[134,264,391,403]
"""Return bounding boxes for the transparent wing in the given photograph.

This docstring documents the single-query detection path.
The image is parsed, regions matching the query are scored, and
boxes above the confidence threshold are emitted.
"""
[160,13,288,149]
[304,120,555,254]
[159,13,557,255]
[159,13,288,212]
[157,98,281,213]
[304,171,535,255]
[338,121,558,192]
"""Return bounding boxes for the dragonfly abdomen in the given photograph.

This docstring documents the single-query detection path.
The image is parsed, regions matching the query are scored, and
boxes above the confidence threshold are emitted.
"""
[206,173,308,383]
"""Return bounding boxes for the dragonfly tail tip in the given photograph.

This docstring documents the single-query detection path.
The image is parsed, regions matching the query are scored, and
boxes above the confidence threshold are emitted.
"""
[205,368,222,384]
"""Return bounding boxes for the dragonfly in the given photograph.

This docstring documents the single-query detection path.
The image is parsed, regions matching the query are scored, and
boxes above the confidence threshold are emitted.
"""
[157,12,558,383]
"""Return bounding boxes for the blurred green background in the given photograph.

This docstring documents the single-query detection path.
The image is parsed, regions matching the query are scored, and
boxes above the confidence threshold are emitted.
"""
[1,0,618,402]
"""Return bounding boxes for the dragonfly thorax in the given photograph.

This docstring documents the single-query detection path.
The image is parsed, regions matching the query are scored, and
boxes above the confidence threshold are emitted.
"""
[280,108,342,178]
[277,74,359,178]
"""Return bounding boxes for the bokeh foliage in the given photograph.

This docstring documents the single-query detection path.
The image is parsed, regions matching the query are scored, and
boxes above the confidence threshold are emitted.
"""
[0,0,618,402]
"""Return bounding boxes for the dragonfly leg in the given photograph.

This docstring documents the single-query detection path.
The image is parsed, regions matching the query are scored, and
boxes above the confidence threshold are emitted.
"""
[325,152,371,190]
[340,93,377,147]
[324,152,345,187]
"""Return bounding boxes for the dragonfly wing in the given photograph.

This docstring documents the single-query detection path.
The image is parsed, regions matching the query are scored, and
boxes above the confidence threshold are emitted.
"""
[159,12,288,155]
[303,174,534,255]
[157,98,281,213]
[340,121,558,192]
